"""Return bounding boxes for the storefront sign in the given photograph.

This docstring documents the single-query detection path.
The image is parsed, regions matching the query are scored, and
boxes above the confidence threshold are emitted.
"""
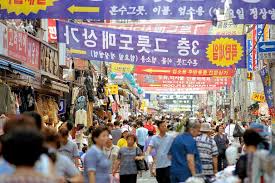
[260,67,274,108]
[110,63,135,73]
[108,84,119,95]
[231,0,275,24]
[143,86,222,92]
[209,20,244,35]
[58,99,66,115]
[7,28,40,70]
[48,19,57,43]
[105,0,223,20]
[57,21,246,69]
[134,65,236,77]
[251,92,266,103]
[41,44,59,76]
[0,0,104,19]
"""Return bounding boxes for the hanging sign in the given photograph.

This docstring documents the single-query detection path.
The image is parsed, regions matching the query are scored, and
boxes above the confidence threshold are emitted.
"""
[230,0,275,24]
[0,0,104,19]
[105,0,223,20]
[134,65,236,77]
[58,99,66,115]
[108,84,119,95]
[260,67,274,108]
[57,21,246,69]
[110,63,135,73]
[251,92,266,103]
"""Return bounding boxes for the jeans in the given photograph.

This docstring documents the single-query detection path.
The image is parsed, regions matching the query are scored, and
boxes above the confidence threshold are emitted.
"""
[218,154,227,171]
[156,166,171,183]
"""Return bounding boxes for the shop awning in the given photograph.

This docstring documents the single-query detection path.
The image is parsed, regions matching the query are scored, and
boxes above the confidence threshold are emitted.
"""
[0,60,35,78]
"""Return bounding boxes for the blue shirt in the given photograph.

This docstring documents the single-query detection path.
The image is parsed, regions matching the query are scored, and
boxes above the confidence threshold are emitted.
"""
[136,127,148,146]
[149,134,174,168]
[0,158,14,176]
[84,145,111,183]
[169,133,202,182]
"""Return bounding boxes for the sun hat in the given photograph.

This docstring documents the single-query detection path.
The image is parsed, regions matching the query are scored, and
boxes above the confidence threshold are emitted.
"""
[121,128,129,133]
[200,122,212,132]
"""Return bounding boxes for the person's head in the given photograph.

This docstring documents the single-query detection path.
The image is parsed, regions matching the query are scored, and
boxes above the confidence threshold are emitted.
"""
[106,134,113,148]
[114,121,120,127]
[121,128,129,138]
[126,134,137,147]
[132,123,137,129]
[200,122,212,135]
[2,127,44,167]
[82,146,88,154]
[43,127,61,149]
[243,129,264,149]
[58,127,69,145]
[156,120,167,134]
[92,126,109,148]
[148,131,154,137]
[59,122,74,132]
[123,120,128,125]
[106,122,114,131]
[147,117,152,124]
[23,111,43,131]
[216,124,225,134]
[228,119,234,124]
[185,119,201,137]
[136,121,143,128]
[3,115,36,134]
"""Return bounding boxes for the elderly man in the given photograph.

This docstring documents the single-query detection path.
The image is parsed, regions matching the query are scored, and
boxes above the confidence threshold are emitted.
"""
[169,119,202,183]
[195,122,218,176]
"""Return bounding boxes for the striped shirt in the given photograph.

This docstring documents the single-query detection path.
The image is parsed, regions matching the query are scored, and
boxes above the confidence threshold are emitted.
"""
[195,134,218,175]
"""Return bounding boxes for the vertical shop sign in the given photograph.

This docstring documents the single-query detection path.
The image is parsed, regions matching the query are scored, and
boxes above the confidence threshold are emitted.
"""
[41,44,59,76]
[257,24,264,63]
[252,26,257,70]
[26,36,40,69]
[7,28,27,62]
[247,40,253,71]
[48,19,57,43]
[260,67,274,109]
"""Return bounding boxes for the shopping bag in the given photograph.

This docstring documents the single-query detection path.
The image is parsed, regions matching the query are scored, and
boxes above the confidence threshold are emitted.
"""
[233,123,244,137]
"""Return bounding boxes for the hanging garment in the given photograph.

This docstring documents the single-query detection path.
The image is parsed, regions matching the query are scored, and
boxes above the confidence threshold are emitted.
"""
[84,76,95,102]
[75,96,87,111]
[71,87,80,105]
[0,83,12,114]
[75,109,87,126]
[19,86,35,113]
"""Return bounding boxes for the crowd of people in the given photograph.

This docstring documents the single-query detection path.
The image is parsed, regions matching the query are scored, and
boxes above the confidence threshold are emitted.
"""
[0,112,274,183]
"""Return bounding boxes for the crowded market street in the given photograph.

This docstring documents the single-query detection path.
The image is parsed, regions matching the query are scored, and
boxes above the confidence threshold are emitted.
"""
[1,0,275,183]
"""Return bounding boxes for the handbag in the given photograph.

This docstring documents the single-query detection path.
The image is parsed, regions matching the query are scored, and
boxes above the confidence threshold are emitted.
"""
[233,123,244,137]
[135,148,148,171]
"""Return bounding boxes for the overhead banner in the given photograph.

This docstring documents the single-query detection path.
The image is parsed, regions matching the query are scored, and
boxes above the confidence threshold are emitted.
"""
[231,0,275,24]
[0,0,104,19]
[57,21,246,69]
[143,87,223,92]
[134,65,236,77]
[105,0,223,20]
[110,63,135,73]
[136,75,231,87]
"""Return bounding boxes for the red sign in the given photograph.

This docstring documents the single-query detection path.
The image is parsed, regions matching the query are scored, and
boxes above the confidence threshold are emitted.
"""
[8,28,27,61]
[134,65,235,77]
[136,75,231,87]
[48,19,57,43]
[142,87,223,92]
[252,25,257,71]
[7,28,40,69]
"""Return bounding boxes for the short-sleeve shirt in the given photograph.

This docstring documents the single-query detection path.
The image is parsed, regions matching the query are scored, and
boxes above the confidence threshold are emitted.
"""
[55,153,79,178]
[111,129,122,145]
[149,134,174,169]
[118,147,142,175]
[169,133,202,182]
[144,123,156,134]
[195,134,218,175]
[84,145,111,183]
[58,140,79,162]
[103,145,120,173]
[136,127,148,146]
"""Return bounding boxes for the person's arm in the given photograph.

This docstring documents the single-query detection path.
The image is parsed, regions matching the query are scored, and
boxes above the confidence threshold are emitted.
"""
[135,147,145,160]
[112,159,121,176]
[187,154,196,176]
[88,171,96,183]
[213,156,218,174]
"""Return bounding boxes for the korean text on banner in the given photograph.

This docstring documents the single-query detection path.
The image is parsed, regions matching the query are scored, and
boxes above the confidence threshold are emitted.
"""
[0,0,104,19]
[57,21,246,69]
[111,63,135,73]
[251,92,266,103]
[260,67,274,109]
[231,0,275,24]
[105,0,223,20]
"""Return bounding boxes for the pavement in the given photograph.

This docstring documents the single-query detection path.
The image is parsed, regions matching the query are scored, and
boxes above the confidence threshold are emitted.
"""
[137,171,157,183]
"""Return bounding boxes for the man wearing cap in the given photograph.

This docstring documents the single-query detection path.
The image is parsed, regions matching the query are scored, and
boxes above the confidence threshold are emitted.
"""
[195,122,218,176]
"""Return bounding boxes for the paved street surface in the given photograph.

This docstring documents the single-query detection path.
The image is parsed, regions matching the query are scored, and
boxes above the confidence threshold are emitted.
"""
[137,171,157,183]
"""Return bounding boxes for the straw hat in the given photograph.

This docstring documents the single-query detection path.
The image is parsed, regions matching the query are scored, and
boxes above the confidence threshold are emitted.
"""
[200,123,212,132]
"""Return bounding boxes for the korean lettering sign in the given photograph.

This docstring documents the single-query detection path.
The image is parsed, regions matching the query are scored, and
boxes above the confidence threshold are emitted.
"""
[260,67,274,108]
[0,0,104,19]
[57,21,246,69]
[105,0,224,20]
[251,92,265,103]
[7,29,40,69]
[230,0,275,24]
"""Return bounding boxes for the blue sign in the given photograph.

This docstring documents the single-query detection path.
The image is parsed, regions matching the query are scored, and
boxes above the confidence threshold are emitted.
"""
[258,41,275,53]
[105,0,224,20]
[58,99,66,115]
[247,40,253,71]
[57,21,247,69]
[260,67,274,108]
[231,0,275,24]
[0,0,104,19]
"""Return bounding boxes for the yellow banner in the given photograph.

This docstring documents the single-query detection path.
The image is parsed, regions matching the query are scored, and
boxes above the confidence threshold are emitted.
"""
[251,92,266,103]
[110,63,134,73]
